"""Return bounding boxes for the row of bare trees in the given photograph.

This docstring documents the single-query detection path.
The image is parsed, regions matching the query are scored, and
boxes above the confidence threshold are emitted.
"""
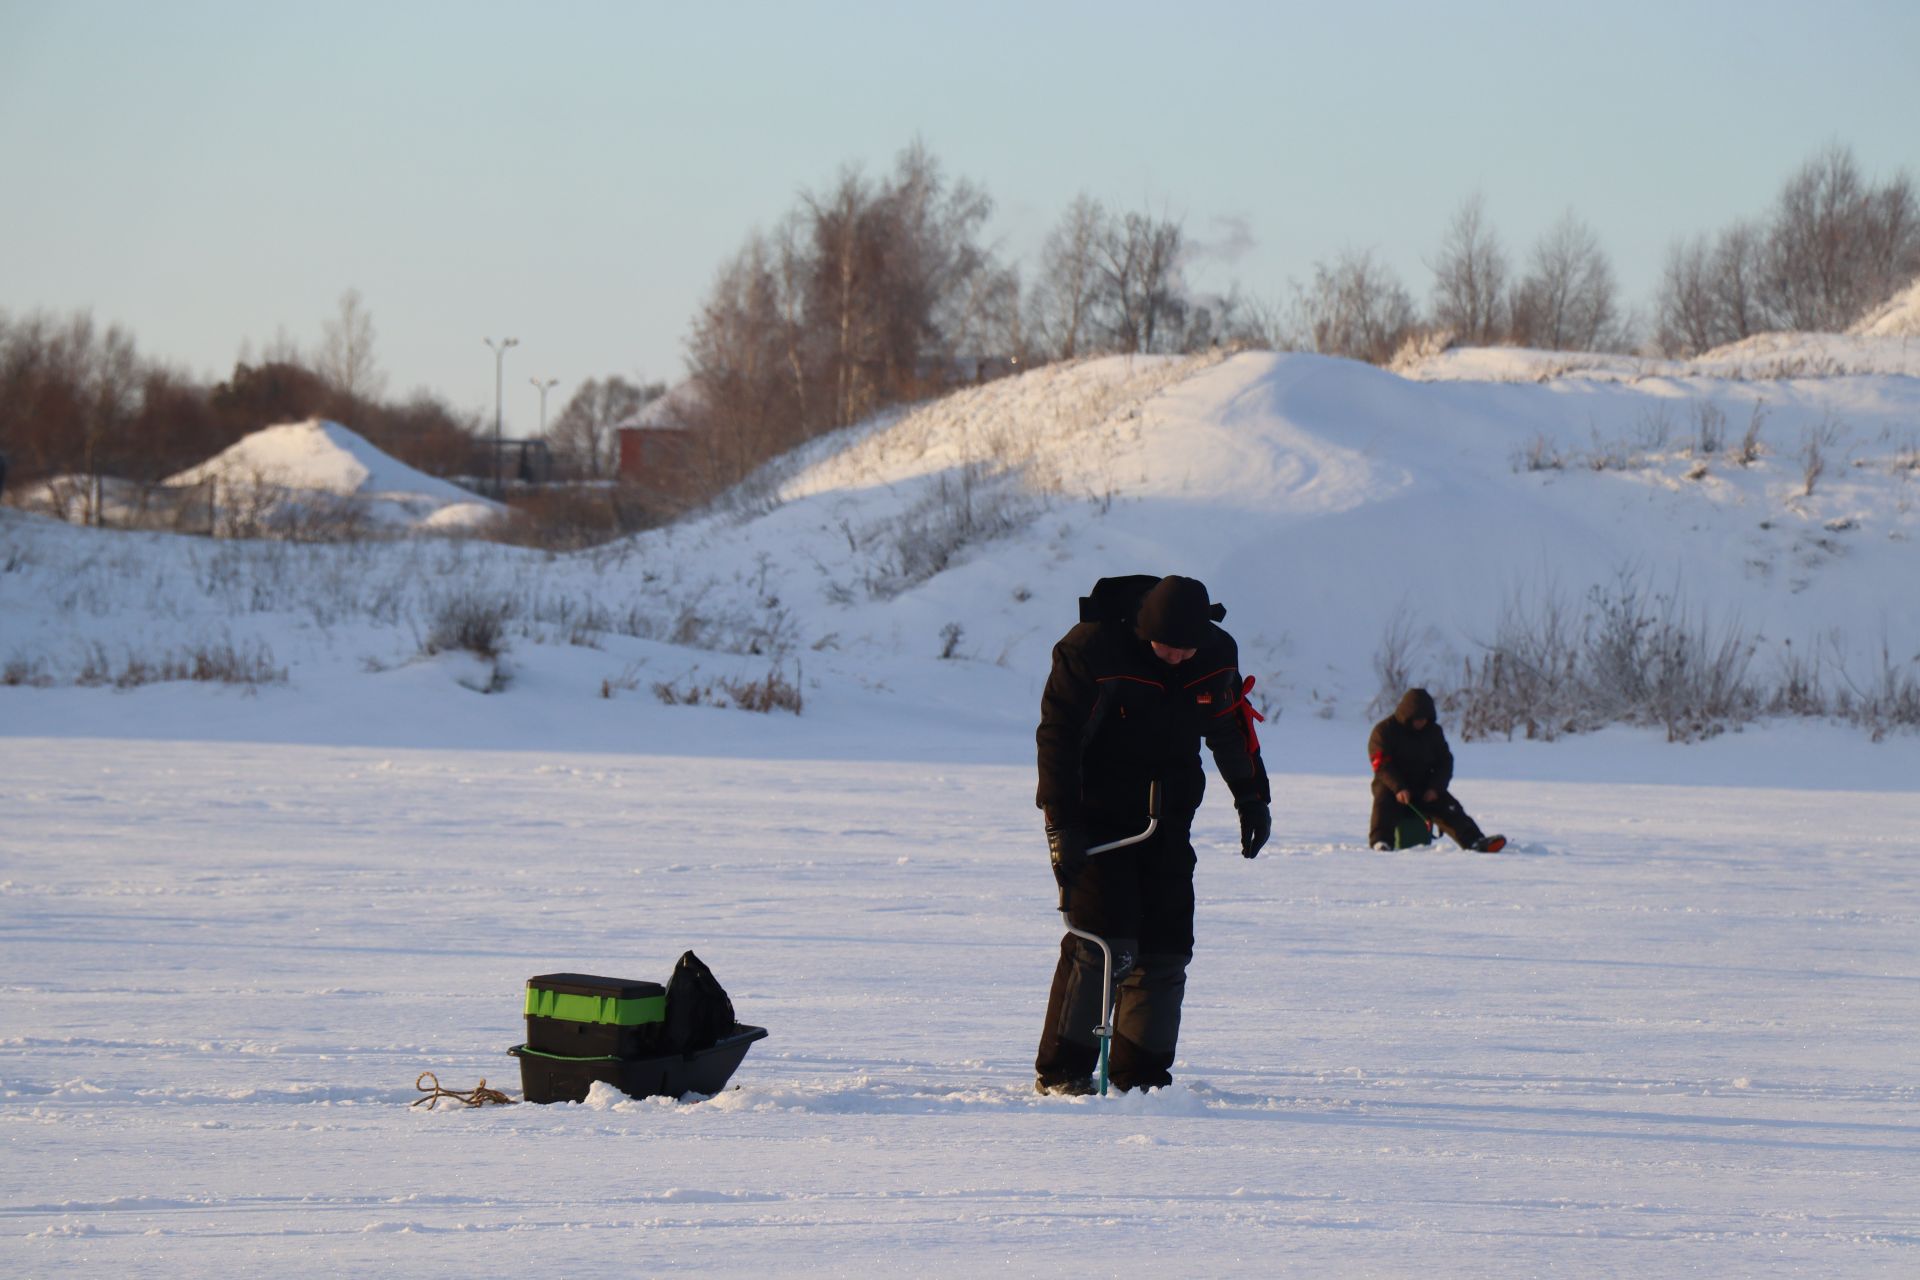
[1026,196,1226,359]
[1423,199,1628,354]
[1309,144,1917,365]
[1655,144,1920,356]
[1256,201,1629,366]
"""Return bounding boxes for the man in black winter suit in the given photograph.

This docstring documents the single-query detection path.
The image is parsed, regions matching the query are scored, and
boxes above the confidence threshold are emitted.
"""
[1034,574,1271,1095]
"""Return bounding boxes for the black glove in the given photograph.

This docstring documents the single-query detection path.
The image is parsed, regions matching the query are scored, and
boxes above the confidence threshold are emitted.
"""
[1045,819,1088,888]
[1237,801,1271,859]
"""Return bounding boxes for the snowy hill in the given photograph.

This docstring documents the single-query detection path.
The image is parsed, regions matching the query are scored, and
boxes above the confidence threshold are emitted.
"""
[602,347,1920,736]
[164,418,503,533]
[1398,329,1920,383]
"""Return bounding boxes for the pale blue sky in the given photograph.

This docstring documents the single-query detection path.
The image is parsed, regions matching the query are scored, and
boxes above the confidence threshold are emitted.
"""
[3,0,1916,435]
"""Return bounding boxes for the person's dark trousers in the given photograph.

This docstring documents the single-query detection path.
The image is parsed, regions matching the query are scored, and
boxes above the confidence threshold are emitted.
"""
[1369,789,1485,849]
[1037,812,1196,1092]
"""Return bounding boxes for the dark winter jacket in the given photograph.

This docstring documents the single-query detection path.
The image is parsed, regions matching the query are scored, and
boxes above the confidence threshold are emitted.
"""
[1367,688,1453,799]
[1036,576,1270,831]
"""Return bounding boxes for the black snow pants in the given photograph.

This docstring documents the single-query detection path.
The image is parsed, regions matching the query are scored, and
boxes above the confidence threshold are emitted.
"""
[1036,808,1196,1092]
[1369,787,1485,849]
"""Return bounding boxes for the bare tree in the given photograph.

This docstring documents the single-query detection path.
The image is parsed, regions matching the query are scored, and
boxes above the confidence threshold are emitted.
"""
[1710,219,1767,344]
[1766,145,1870,331]
[804,168,888,429]
[69,316,132,522]
[891,140,997,370]
[1428,193,1508,343]
[1135,212,1187,353]
[1092,207,1142,353]
[1305,248,1418,364]
[1863,173,1920,302]
[83,320,140,519]
[684,233,804,490]
[1095,208,1187,354]
[1028,194,1106,360]
[1657,218,1775,357]
[318,288,385,404]
[1512,211,1622,351]
[770,212,815,431]
[951,260,1025,363]
[1655,234,1717,357]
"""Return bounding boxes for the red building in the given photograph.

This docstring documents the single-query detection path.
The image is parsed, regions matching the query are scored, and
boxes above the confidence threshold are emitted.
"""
[616,425,689,486]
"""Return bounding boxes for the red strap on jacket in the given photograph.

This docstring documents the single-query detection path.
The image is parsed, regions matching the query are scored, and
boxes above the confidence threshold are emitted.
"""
[1235,675,1264,755]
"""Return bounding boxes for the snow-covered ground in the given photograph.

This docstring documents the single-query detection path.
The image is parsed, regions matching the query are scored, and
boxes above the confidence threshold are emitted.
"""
[3,735,1918,1276]
[4,339,1920,1274]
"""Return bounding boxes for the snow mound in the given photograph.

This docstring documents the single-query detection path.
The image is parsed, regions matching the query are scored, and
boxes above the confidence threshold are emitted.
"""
[1401,324,1920,384]
[416,501,507,532]
[165,419,502,533]
[1850,276,1920,337]
[1393,277,1920,383]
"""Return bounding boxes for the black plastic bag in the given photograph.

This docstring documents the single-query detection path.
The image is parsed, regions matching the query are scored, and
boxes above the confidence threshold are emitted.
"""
[662,950,737,1054]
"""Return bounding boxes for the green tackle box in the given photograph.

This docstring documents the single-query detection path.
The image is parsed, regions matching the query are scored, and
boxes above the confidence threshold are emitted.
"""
[524,972,667,1059]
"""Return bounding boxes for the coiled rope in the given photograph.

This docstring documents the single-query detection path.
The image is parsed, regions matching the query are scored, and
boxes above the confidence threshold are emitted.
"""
[411,1071,518,1109]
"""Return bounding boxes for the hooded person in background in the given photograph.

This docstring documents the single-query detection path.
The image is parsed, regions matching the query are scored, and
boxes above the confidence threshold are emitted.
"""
[1367,687,1505,852]
[1034,574,1271,1095]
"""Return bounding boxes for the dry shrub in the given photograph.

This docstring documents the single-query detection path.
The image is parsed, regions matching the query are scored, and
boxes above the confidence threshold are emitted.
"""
[69,640,286,689]
[653,663,802,714]
[423,589,515,660]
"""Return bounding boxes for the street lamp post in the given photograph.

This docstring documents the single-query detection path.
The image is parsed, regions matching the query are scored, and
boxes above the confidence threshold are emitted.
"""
[528,376,559,489]
[484,336,519,496]
[530,376,559,435]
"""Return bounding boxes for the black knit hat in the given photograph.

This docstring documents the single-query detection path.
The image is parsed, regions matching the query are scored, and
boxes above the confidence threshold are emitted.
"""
[1135,575,1213,648]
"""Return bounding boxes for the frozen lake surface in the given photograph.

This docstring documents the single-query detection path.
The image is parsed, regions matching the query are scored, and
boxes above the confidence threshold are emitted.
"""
[5,736,1918,1277]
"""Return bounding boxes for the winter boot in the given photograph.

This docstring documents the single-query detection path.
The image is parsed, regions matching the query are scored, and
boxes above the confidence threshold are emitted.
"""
[1107,953,1187,1093]
[1470,834,1508,853]
[1035,1075,1096,1097]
